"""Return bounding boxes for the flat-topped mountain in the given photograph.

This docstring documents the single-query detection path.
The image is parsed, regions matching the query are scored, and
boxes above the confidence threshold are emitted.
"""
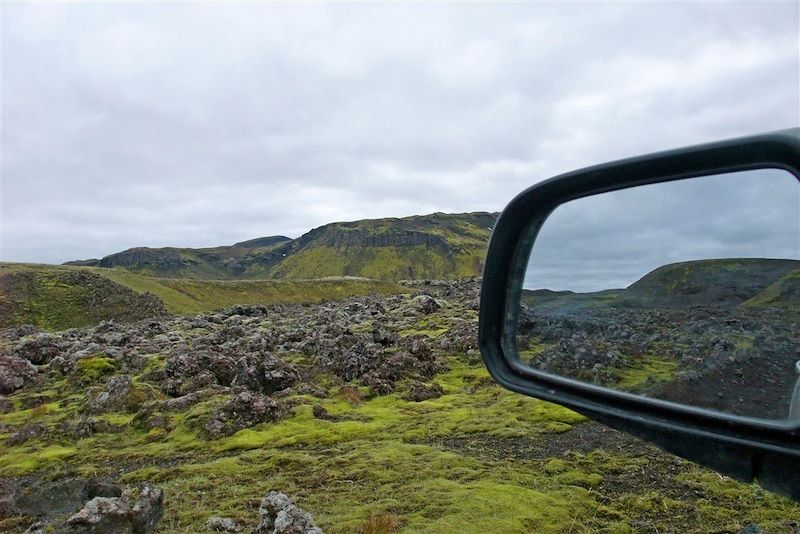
[66,212,497,281]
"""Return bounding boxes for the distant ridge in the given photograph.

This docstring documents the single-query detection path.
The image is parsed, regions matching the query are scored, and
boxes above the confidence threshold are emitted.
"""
[65,211,498,281]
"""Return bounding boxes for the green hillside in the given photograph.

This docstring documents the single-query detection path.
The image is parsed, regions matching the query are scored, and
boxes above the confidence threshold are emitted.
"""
[520,288,623,313]
[742,269,800,308]
[0,263,408,329]
[66,212,497,281]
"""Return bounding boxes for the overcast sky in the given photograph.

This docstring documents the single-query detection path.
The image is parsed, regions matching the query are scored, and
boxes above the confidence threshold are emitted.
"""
[525,169,800,292]
[1,2,799,265]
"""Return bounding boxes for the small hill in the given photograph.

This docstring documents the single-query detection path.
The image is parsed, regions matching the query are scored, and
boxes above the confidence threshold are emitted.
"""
[742,269,800,308]
[0,263,167,330]
[521,289,623,314]
[66,212,497,281]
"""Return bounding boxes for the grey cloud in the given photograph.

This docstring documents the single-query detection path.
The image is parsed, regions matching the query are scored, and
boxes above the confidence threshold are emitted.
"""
[1,3,798,263]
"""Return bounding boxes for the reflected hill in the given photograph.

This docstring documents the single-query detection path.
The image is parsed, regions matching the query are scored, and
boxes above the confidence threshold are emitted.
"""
[522,258,800,313]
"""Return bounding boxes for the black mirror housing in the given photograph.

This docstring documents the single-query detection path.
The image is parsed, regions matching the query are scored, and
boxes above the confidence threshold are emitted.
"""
[479,128,800,499]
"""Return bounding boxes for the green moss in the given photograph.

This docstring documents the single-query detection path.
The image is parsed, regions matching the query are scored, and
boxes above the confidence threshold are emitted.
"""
[519,342,550,361]
[76,355,116,383]
[398,316,451,338]
[398,327,449,338]
[616,355,678,392]
[1,372,796,534]
[273,243,484,282]
[101,413,136,425]
[0,340,796,532]
[139,353,168,376]
[544,458,567,474]
[0,444,77,475]
[733,334,755,351]
[269,246,350,279]
[216,360,584,454]
[155,441,598,534]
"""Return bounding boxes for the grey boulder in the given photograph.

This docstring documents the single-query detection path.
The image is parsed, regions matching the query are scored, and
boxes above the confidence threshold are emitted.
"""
[254,491,322,534]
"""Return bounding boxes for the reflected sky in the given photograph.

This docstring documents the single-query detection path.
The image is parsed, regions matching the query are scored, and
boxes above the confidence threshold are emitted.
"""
[523,170,800,292]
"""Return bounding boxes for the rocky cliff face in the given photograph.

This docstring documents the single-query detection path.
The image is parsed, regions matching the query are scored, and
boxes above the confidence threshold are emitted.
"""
[295,227,454,250]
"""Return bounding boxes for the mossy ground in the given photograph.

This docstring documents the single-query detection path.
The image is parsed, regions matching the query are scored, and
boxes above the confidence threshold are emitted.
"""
[76,355,118,383]
[2,348,797,533]
[615,355,678,392]
[743,269,800,308]
[2,284,798,533]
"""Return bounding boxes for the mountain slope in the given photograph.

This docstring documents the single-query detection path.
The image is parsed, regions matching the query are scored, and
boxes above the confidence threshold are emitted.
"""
[93,268,408,315]
[267,212,496,280]
[66,212,497,281]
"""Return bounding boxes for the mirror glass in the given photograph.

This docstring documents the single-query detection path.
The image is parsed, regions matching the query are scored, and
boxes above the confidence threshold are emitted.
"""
[516,169,799,421]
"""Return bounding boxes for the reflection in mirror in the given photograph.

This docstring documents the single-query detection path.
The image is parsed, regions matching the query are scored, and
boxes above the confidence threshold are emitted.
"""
[516,169,799,421]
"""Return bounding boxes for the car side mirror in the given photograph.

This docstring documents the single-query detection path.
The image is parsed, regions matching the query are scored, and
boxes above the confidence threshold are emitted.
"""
[479,128,800,500]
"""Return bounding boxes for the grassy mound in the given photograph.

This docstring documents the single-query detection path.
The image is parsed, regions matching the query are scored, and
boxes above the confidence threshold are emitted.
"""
[0,263,166,330]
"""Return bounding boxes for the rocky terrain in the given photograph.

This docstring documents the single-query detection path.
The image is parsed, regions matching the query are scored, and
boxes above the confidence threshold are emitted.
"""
[1,279,799,533]
[67,212,497,281]
[519,259,800,420]
[519,304,799,419]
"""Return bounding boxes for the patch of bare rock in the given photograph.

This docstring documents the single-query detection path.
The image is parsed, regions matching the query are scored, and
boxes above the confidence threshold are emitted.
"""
[2,479,162,534]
